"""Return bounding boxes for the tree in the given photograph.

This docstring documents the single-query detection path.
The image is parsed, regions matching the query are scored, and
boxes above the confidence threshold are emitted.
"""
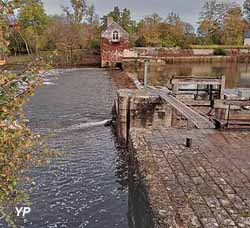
[136,12,192,47]
[63,0,87,24]
[136,14,162,47]
[144,13,162,25]
[198,0,235,44]
[120,8,136,34]
[103,7,136,33]
[244,0,250,21]
[18,0,48,54]
[223,5,244,45]
[198,20,221,44]
[182,22,194,34]
[0,0,12,58]
[85,5,100,49]
[106,6,121,24]
[86,4,99,25]
[181,22,196,47]
[166,12,184,46]
[198,0,221,44]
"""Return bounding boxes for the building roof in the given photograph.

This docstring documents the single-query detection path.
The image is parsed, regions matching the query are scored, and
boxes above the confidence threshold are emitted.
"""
[101,21,129,38]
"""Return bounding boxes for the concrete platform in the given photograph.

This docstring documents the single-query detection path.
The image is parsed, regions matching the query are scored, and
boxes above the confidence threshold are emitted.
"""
[129,128,250,228]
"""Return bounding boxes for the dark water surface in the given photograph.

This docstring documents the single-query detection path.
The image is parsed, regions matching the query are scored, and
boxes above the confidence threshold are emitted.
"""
[127,62,250,88]
[10,68,128,228]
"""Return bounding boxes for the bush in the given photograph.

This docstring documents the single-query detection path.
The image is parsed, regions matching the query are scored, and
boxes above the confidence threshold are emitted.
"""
[90,39,100,50]
[214,48,226,56]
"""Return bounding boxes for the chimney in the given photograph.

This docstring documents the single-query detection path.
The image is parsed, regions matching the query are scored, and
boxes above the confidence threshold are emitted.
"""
[107,16,114,27]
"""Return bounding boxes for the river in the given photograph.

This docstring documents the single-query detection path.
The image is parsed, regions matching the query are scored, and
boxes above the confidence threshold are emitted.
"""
[2,62,250,228]
[6,68,128,228]
[126,62,250,89]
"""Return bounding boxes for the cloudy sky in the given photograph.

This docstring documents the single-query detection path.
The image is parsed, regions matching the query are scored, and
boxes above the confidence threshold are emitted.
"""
[42,0,245,27]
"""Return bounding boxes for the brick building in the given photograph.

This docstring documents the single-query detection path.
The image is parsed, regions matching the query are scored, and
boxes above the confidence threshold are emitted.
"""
[101,17,130,68]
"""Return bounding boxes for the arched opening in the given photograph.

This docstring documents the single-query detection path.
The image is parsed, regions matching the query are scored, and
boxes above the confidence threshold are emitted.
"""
[112,31,119,42]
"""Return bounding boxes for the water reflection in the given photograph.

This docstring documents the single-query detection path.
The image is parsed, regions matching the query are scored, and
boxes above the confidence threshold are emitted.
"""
[125,62,250,89]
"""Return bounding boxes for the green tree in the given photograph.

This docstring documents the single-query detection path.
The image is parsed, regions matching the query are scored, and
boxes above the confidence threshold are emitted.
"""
[120,8,136,34]
[103,7,136,33]
[106,6,121,24]
[18,0,48,54]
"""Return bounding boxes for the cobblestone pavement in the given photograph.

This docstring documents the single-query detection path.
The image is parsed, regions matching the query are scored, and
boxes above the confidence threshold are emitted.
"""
[130,128,250,228]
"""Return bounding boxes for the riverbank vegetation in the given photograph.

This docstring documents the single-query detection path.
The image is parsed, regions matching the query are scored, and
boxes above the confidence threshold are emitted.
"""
[0,63,61,227]
[0,2,57,226]
[2,0,250,66]
[0,61,50,226]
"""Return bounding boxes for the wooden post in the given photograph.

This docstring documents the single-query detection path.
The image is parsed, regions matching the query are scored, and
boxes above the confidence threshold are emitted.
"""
[209,85,213,101]
[172,84,179,96]
[220,76,226,100]
[144,59,149,89]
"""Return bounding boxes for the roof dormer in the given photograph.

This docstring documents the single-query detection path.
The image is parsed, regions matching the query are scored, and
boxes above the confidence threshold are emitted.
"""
[112,30,120,43]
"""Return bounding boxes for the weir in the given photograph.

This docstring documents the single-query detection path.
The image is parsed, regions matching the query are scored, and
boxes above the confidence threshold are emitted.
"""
[113,75,250,228]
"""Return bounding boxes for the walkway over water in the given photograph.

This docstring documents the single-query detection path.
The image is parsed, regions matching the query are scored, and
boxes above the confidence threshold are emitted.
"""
[128,74,217,130]
[150,87,216,129]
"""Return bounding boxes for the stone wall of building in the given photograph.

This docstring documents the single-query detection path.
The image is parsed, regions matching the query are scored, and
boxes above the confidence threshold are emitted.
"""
[101,37,130,67]
[101,19,130,68]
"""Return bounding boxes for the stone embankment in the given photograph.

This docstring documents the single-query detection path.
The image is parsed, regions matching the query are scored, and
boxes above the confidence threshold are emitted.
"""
[113,77,250,227]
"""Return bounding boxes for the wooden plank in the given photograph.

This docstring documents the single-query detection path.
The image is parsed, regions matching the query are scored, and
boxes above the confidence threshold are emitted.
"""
[171,78,223,86]
[151,89,215,129]
[220,76,225,100]
[181,100,212,106]
[214,99,250,107]
[173,76,223,79]
[227,112,250,121]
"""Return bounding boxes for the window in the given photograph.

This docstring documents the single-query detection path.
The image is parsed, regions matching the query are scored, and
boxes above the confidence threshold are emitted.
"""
[112,31,119,42]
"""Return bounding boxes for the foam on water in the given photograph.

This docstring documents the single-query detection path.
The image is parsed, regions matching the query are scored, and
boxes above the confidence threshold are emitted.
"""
[55,119,111,133]
[43,81,55,85]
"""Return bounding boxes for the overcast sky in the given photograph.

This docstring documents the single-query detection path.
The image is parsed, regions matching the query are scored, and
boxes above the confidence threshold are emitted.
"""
[42,0,245,28]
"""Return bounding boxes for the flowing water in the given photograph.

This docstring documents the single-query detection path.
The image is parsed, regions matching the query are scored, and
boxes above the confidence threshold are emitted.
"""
[2,62,250,228]
[126,62,250,89]
[2,68,128,228]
